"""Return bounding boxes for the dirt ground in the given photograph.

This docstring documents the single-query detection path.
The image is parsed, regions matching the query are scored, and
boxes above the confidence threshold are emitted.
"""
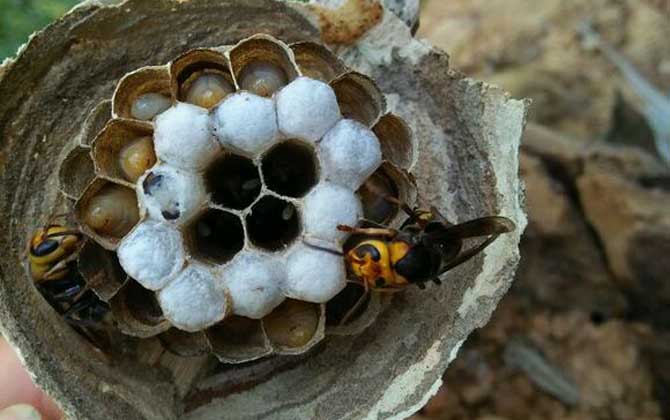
[411,1,670,419]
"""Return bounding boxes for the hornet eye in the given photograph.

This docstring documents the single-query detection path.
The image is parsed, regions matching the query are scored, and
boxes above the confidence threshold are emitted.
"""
[355,244,381,261]
[33,239,59,257]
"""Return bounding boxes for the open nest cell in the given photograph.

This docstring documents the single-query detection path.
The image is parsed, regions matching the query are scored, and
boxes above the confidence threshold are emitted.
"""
[261,140,319,198]
[246,196,301,251]
[205,154,261,210]
[186,209,245,265]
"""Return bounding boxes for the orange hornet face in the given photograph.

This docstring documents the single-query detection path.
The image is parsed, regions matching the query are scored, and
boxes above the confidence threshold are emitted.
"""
[29,226,81,282]
[345,239,411,291]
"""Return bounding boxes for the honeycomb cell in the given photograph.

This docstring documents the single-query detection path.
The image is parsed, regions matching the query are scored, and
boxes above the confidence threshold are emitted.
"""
[154,102,221,171]
[276,77,341,143]
[261,140,318,198]
[158,264,229,332]
[139,165,206,224]
[331,72,385,127]
[246,196,300,251]
[303,181,362,243]
[205,154,261,210]
[263,299,320,349]
[284,242,346,303]
[77,180,140,244]
[171,48,232,108]
[186,209,244,264]
[206,316,270,363]
[290,42,346,83]
[172,49,234,109]
[117,221,185,291]
[113,65,171,121]
[238,62,288,97]
[319,119,383,190]
[91,119,154,184]
[211,92,278,155]
[122,280,166,327]
[357,167,400,225]
[326,283,369,326]
[159,329,210,357]
[131,93,171,121]
[229,36,298,97]
[220,252,285,319]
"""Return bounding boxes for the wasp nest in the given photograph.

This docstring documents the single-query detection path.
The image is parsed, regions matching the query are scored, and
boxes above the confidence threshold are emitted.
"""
[0,1,526,418]
[58,34,416,361]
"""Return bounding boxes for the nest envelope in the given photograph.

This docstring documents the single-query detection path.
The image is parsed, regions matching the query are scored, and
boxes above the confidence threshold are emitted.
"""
[0,1,527,419]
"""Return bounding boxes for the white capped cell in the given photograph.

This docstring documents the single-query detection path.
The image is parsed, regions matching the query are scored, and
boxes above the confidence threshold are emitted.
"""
[319,119,382,190]
[219,252,285,319]
[154,102,221,170]
[138,164,206,225]
[303,181,362,243]
[158,264,229,332]
[212,92,278,155]
[276,77,341,143]
[284,243,346,303]
[117,221,185,291]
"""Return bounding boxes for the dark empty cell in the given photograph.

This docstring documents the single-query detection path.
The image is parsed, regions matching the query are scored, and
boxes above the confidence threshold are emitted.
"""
[326,282,369,326]
[262,141,318,198]
[125,280,164,326]
[357,168,399,224]
[205,154,261,210]
[188,209,244,264]
[590,311,606,325]
[246,196,300,251]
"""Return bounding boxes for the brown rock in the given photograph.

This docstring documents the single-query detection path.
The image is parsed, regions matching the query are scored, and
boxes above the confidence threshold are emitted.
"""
[517,139,628,319]
[577,151,670,326]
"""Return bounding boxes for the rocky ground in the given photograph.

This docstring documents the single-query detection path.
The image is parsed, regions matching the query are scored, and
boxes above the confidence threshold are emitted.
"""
[410,1,670,419]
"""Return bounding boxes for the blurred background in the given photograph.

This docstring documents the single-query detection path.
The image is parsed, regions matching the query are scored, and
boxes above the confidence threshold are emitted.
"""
[2,1,669,419]
[412,1,670,420]
[0,0,79,58]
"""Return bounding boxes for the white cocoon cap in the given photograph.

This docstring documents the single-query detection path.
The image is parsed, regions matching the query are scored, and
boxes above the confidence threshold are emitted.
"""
[219,252,285,319]
[212,92,278,155]
[276,77,341,143]
[158,264,228,332]
[117,221,185,291]
[284,243,346,303]
[154,103,221,170]
[303,181,362,243]
[138,164,206,225]
[319,119,382,190]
